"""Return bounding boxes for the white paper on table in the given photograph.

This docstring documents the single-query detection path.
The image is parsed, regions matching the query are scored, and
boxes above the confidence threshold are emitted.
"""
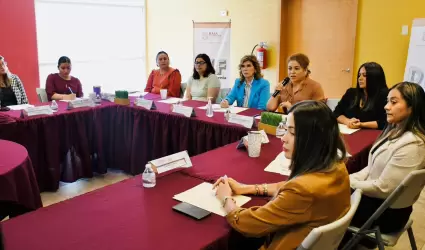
[338,124,360,135]
[129,91,148,97]
[59,98,83,103]
[157,97,183,104]
[173,182,251,217]
[197,105,248,113]
[264,152,291,176]
[7,104,34,110]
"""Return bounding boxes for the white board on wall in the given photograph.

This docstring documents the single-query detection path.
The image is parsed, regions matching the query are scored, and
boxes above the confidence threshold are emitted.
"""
[404,18,425,90]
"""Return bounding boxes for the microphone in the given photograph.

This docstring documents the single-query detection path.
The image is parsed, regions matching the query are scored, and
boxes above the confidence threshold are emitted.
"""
[272,77,290,98]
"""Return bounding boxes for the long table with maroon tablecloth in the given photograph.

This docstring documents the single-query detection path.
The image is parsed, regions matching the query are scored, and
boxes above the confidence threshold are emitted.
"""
[1,129,380,250]
[0,94,258,191]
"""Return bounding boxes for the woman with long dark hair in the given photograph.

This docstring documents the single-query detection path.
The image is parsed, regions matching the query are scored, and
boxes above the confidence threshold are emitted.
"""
[214,100,351,249]
[334,62,388,129]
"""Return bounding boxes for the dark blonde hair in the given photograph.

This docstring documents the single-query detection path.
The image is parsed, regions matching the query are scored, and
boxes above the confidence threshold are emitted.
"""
[0,56,10,88]
[380,82,425,142]
[238,55,263,84]
[288,53,311,76]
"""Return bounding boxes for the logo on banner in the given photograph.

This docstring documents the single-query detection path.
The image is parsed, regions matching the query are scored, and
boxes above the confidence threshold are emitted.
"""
[212,59,227,79]
[407,66,425,88]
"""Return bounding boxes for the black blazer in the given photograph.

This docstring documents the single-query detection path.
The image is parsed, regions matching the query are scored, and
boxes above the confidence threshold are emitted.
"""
[333,88,388,129]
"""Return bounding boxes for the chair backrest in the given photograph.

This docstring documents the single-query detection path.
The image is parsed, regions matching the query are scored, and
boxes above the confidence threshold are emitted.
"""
[36,88,48,103]
[326,98,340,111]
[355,169,425,232]
[180,82,187,98]
[297,189,362,250]
[216,88,231,103]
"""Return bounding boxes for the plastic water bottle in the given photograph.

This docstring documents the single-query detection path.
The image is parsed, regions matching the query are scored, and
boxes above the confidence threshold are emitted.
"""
[276,122,286,138]
[142,164,156,188]
[50,100,58,111]
[206,97,214,118]
[94,94,102,104]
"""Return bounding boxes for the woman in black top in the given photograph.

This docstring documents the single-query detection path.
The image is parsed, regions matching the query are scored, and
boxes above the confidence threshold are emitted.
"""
[334,62,388,129]
[0,55,28,107]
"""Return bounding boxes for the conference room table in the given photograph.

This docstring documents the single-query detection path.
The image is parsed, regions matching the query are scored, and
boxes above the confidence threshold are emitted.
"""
[1,129,380,250]
[0,140,42,219]
[0,94,259,192]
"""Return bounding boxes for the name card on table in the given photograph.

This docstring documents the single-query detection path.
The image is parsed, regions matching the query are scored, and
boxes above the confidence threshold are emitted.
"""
[172,105,196,118]
[149,150,192,174]
[67,98,95,109]
[135,98,156,110]
[228,114,254,128]
[22,106,53,117]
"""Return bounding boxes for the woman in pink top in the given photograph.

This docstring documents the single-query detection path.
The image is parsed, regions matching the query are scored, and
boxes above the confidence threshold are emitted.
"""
[144,51,181,97]
[45,56,83,101]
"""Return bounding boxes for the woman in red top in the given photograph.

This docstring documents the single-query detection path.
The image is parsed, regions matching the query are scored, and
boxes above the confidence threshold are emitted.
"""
[45,56,83,101]
[144,51,181,97]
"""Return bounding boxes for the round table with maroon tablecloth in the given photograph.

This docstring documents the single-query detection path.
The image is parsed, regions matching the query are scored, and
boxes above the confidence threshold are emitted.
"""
[0,140,42,219]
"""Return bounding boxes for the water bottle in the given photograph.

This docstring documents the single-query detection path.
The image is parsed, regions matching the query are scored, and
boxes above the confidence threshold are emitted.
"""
[206,97,214,118]
[142,164,156,188]
[50,100,58,111]
[224,108,231,121]
[276,122,285,138]
[94,94,102,104]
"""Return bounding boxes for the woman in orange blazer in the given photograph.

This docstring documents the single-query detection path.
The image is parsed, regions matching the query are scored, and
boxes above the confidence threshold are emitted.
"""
[214,100,351,250]
[144,51,181,97]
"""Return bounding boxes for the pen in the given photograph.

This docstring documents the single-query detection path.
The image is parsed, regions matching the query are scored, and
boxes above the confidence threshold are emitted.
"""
[68,87,74,94]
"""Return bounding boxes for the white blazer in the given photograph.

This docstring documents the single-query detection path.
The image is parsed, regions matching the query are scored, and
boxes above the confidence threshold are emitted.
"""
[350,131,425,205]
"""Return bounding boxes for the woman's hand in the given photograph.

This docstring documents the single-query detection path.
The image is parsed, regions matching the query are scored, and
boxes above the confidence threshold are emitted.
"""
[215,178,233,201]
[220,99,230,108]
[347,118,360,129]
[62,94,76,100]
[279,101,292,110]
[213,177,246,195]
[275,84,284,92]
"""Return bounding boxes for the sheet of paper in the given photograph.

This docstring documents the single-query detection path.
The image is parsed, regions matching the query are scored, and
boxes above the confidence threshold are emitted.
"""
[197,105,248,113]
[173,182,251,217]
[7,104,34,110]
[59,98,83,103]
[338,124,360,135]
[264,152,291,176]
[158,97,183,104]
[129,91,148,97]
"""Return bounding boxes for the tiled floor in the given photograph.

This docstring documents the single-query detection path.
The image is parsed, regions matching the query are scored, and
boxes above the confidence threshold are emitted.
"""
[7,170,425,249]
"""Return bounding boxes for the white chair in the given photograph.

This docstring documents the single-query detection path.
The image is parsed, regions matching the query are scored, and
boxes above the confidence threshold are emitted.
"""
[36,88,48,103]
[180,82,187,98]
[342,169,425,250]
[296,189,362,250]
[326,98,340,112]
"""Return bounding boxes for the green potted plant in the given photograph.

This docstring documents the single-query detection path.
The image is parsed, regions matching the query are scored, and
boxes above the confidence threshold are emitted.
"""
[258,112,283,135]
[114,90,130,105]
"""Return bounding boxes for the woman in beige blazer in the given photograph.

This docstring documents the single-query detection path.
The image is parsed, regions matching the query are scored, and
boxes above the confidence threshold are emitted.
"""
[348,82,425,248]
[214,100,351,250]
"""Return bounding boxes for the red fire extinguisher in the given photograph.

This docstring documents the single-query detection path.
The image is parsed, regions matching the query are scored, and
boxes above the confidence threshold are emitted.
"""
[256,43,267,69]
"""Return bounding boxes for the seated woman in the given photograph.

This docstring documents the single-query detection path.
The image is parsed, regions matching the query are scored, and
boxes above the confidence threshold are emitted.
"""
[46,56,83,101]
[334,62,388,129]
[144,51,181,98]
[0,55,29,106]
[214,100,351,250]
[185,54,220,102]
[220,55,270,110]
[266,53,324,112]
[345,82,425,248]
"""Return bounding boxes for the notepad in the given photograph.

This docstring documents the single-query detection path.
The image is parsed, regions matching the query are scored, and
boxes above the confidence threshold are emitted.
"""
[7,104,34,110]
[157,98,183,104]
[264,152,291,176]
[338,124,360,135]
[173,182,251,216]
[197,105,248,113]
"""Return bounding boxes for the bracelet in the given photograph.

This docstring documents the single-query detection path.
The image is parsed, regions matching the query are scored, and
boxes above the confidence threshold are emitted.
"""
[254,184,260,196]
[223,196,236,207]
[262,183,268,196]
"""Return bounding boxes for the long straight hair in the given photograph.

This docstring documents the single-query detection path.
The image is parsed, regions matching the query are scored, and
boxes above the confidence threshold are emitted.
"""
[379,82,425,142]
[351,62,388,111]
[288,101,346,180]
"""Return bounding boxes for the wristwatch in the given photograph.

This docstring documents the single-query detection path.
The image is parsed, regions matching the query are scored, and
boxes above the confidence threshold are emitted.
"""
[222,196,236,207]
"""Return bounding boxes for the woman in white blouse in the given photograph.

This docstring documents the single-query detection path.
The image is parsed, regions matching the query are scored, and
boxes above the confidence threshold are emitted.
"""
[347,81,425,248]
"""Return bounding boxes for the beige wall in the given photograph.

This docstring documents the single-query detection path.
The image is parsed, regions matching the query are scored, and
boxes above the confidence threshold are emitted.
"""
[145,0,281,89]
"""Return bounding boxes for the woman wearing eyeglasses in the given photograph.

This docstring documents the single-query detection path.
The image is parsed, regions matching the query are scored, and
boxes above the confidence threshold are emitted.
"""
[185,54,221,102]
[144,51,182,98]
[0,55,29,107]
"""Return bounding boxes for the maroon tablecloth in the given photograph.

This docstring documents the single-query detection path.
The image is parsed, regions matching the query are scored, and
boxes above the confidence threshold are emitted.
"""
[2,171,266,250]
[0,101,117,191]
[0,140,42,218]
[182,129,382,182]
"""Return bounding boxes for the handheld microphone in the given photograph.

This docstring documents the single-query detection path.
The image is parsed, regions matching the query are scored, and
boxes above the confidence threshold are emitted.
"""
[272,77,290,98]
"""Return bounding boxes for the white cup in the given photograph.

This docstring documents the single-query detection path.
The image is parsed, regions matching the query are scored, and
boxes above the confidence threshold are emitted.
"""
[247,131,262,157]
[160,89,168,100]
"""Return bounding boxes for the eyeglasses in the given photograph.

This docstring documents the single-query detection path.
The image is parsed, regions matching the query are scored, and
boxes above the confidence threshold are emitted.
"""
[194,61,206,65]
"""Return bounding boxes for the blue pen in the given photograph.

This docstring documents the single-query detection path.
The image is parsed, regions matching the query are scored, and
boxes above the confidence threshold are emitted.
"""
[68,87,74,94]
